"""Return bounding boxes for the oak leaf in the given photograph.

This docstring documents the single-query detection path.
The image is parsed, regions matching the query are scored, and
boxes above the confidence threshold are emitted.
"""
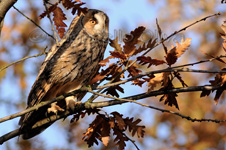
[111,112,126,130]
[137,56,165,68]
[173,72,188,87]
[113,128,128,150]
[133,38,157,55]
[165,38,191,66]
[206,68,226,104]
[39,3,58,19]
[160,81,179,109]
[90,64,117,84]
[110,51,127,60]
[123,26,146,55]
[127,61,142,77]
[160,92,179,109]
[99,56,115,66]
[110,37,123,52]
[147,73,164,91]
[52,7,67,38]
[104,85,124,98]
[124,117,145,138]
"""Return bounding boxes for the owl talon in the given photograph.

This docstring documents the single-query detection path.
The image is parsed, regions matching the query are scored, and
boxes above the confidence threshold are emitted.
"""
[47,102,64,114]
[65,96,82,111]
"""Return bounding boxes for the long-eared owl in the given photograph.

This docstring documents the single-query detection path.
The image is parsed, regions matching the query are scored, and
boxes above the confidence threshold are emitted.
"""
[19,9,109,139]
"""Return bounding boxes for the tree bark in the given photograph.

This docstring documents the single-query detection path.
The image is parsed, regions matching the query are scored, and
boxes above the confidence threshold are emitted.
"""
[0,0,18,36]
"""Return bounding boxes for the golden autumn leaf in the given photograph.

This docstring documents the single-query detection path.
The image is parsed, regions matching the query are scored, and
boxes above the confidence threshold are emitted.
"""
[147,73,164,91]
[165,38,191,65]
[102,136,110,146]
[175,38,191,57]
[109,37,123,52]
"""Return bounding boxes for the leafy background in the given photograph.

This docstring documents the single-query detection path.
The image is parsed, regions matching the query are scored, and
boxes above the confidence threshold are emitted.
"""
[0,0,226,149]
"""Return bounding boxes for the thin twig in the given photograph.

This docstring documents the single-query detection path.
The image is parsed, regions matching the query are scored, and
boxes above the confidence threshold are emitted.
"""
[0,51,47,72]
[12,6,54,40]
[172,55,226,69]
[91,85,221,108]
[87,88,226,123]
[97,67,226,90]
[143,12,221,56]
[43,0,58,43]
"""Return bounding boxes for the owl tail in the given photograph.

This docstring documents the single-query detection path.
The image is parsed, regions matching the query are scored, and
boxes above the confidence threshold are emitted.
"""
[21,123,53,139]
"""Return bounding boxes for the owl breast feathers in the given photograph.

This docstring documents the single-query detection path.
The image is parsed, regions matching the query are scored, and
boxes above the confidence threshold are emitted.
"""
[19,9,109,139]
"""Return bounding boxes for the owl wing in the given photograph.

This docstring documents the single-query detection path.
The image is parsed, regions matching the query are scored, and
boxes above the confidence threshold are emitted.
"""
[19,15,82,126]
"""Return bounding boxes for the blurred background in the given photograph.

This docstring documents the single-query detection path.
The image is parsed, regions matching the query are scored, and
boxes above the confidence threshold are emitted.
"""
[0,0,226,149]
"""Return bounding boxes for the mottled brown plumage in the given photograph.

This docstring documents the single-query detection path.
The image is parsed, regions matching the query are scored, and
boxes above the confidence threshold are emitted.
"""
[19,9,109,139]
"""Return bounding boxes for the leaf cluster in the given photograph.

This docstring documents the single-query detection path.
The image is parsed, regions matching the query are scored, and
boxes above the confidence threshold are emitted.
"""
[39,0,87,38]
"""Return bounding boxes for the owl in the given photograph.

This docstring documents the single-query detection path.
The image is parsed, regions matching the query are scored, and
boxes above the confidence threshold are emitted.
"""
[19,9,109,139]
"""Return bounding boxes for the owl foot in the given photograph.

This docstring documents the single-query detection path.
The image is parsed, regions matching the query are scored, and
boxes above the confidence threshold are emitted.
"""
[65,96,82,111]
[47,102,65,114]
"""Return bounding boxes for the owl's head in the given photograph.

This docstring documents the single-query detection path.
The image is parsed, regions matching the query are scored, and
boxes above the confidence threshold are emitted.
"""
[82,9,109,41]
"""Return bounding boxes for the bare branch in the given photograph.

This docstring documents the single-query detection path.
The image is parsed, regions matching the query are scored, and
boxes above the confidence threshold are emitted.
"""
[0,0,18,36]
[172,55,226,69]
[12,6,54,40]
[97,67,226,90]
[91,85,221,108]
[43,0,58,43]
[0,85,225,144]
[88,89,226,123]
[142,12,221,56]
[0,51,47,72]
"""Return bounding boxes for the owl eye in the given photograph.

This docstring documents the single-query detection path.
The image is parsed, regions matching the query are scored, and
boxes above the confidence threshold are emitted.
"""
[90,19,96,24]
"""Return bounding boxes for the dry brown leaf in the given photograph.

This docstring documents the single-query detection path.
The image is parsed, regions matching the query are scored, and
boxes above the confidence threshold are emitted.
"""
[160,92,179,109]
[137,56,165,68]
[173,72,188,87]
[110,51,127,60]
[111,112,126,130]
[133,38,157,55]
[124,117,145,138]
[39,3,58,19]
[165,38,191,65]
[52,7,67,38]
[123,26,146,55]
[127,61,142,77]
[207,68,226,104]
[99,56,115,67]
[103,85,124,98]
[148,73,164,91]
[90,64,117,84]
[175,38,191,57]
[110,37,123,52]
[113,128,128,150]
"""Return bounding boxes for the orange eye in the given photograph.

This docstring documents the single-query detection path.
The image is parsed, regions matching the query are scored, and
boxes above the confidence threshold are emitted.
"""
[90,19,96,24]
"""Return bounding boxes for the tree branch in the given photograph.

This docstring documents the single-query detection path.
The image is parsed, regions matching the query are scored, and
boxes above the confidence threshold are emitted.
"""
[43,0,58,43]
[0,51,48,72]
[12,6,54,40]
[0,85,225,144]
[0,0,18,36]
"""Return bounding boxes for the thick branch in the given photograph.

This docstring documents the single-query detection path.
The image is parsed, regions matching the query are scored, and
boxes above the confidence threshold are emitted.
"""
[0,0,18,36]
[0,85,224,144]
[91,85,221,108]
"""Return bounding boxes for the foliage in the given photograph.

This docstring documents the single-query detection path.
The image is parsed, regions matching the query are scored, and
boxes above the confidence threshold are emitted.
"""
[1,0,226,150]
